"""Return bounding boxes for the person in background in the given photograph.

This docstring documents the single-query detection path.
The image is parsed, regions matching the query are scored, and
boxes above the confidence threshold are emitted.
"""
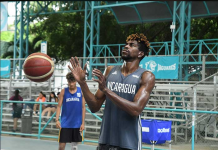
[33,91,46,116]
[56,72,86,150]
[9,89,23,132]
[57,92,60,99]
[40,92,58,122]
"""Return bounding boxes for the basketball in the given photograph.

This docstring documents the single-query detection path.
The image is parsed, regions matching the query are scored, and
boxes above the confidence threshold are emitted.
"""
[23,52,55,82]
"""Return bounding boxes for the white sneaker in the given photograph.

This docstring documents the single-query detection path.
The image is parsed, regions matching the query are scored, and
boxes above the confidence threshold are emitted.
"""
[33,112,37,116]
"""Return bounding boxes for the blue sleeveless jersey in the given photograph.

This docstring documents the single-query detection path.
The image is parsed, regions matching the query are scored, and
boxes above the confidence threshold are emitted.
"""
[61,87,82,128]
[99,66,146,150]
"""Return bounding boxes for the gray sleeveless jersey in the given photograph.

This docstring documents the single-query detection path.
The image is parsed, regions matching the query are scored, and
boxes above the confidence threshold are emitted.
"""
[99,66,146,150]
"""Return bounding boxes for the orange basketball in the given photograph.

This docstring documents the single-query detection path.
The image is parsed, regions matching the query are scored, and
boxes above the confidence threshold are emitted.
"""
[23,52,54,82]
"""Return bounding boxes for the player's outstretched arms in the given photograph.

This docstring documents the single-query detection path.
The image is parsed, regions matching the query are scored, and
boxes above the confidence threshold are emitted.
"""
[68,57,113,113]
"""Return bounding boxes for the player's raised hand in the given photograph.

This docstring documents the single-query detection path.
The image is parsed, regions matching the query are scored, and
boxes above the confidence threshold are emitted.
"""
[92,68,107,92]
[68,57,87,84]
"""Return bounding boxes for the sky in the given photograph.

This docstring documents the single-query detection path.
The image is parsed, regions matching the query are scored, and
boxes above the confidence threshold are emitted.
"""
[5,2,55,26]
[7,2,16,25]
[1,2,43,31]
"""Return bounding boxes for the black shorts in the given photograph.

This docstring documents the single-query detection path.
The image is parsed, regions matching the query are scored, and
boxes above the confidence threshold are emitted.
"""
[58,128,82,143]
[96,144,131,150]
[13,107,22,118]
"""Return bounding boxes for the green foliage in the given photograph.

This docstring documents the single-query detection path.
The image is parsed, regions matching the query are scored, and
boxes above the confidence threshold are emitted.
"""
[0,31,14,42]
[1,3,218,62]
[31,12,84,63]
[191,17,218,40]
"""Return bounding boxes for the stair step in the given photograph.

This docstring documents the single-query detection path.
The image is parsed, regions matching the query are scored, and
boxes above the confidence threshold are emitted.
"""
[204,137,218,141]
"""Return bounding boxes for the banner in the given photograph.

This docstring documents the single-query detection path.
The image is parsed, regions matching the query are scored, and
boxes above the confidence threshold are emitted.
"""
[1,2,8,31]
[41,41,47,54]
[140,56,179,79]
[141,119,172,144]
[0,60,11,78]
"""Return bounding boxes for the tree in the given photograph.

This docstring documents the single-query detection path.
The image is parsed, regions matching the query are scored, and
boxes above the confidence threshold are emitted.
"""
[30,12,84,63]
[2,2,218,63]
[1,34,42,59]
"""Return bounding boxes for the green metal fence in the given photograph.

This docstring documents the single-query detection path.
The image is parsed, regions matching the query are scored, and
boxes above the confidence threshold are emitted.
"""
[1,100,218,150]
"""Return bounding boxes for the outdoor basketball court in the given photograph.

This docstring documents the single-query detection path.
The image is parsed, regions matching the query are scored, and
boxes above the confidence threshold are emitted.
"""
[1,135,218,150]
[0,135,97,150]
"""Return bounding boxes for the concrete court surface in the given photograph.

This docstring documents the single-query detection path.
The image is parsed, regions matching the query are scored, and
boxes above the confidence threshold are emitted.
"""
[1,135,218,150]
[0,135,97,150]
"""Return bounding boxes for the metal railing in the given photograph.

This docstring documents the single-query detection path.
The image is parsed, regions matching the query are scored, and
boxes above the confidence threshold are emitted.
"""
[0,101,58,139]
[1,53,218,81]
[1,100,218,150]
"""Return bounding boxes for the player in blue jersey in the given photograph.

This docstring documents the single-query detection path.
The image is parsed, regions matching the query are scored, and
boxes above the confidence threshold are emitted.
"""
[56,72,85,150]
[69,33,155,150]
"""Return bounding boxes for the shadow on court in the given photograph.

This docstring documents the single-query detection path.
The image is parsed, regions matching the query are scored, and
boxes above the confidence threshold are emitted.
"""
[1,135,97,150]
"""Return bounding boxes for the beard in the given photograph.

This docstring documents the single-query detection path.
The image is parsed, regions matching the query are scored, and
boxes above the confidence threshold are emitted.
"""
[121,51,132,61]
[121,55,132,61]
[121,49,130,60]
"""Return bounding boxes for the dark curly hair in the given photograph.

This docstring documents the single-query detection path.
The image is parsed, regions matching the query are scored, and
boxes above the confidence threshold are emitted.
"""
[126,33,151,59]
[66,72,75,82]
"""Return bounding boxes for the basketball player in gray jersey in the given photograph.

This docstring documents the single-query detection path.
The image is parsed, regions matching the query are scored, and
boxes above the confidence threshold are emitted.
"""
[69,33,155,150]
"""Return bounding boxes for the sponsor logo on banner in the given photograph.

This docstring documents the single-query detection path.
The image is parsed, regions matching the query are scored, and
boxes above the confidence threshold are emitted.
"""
[140,56,179,79]
[157,128,170,133]
[157,64,176,72]
[145,60,176,72]
[0,60,11,78]
[145,60,157,72]
[0,66,9,71]
[142,127,149,132]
